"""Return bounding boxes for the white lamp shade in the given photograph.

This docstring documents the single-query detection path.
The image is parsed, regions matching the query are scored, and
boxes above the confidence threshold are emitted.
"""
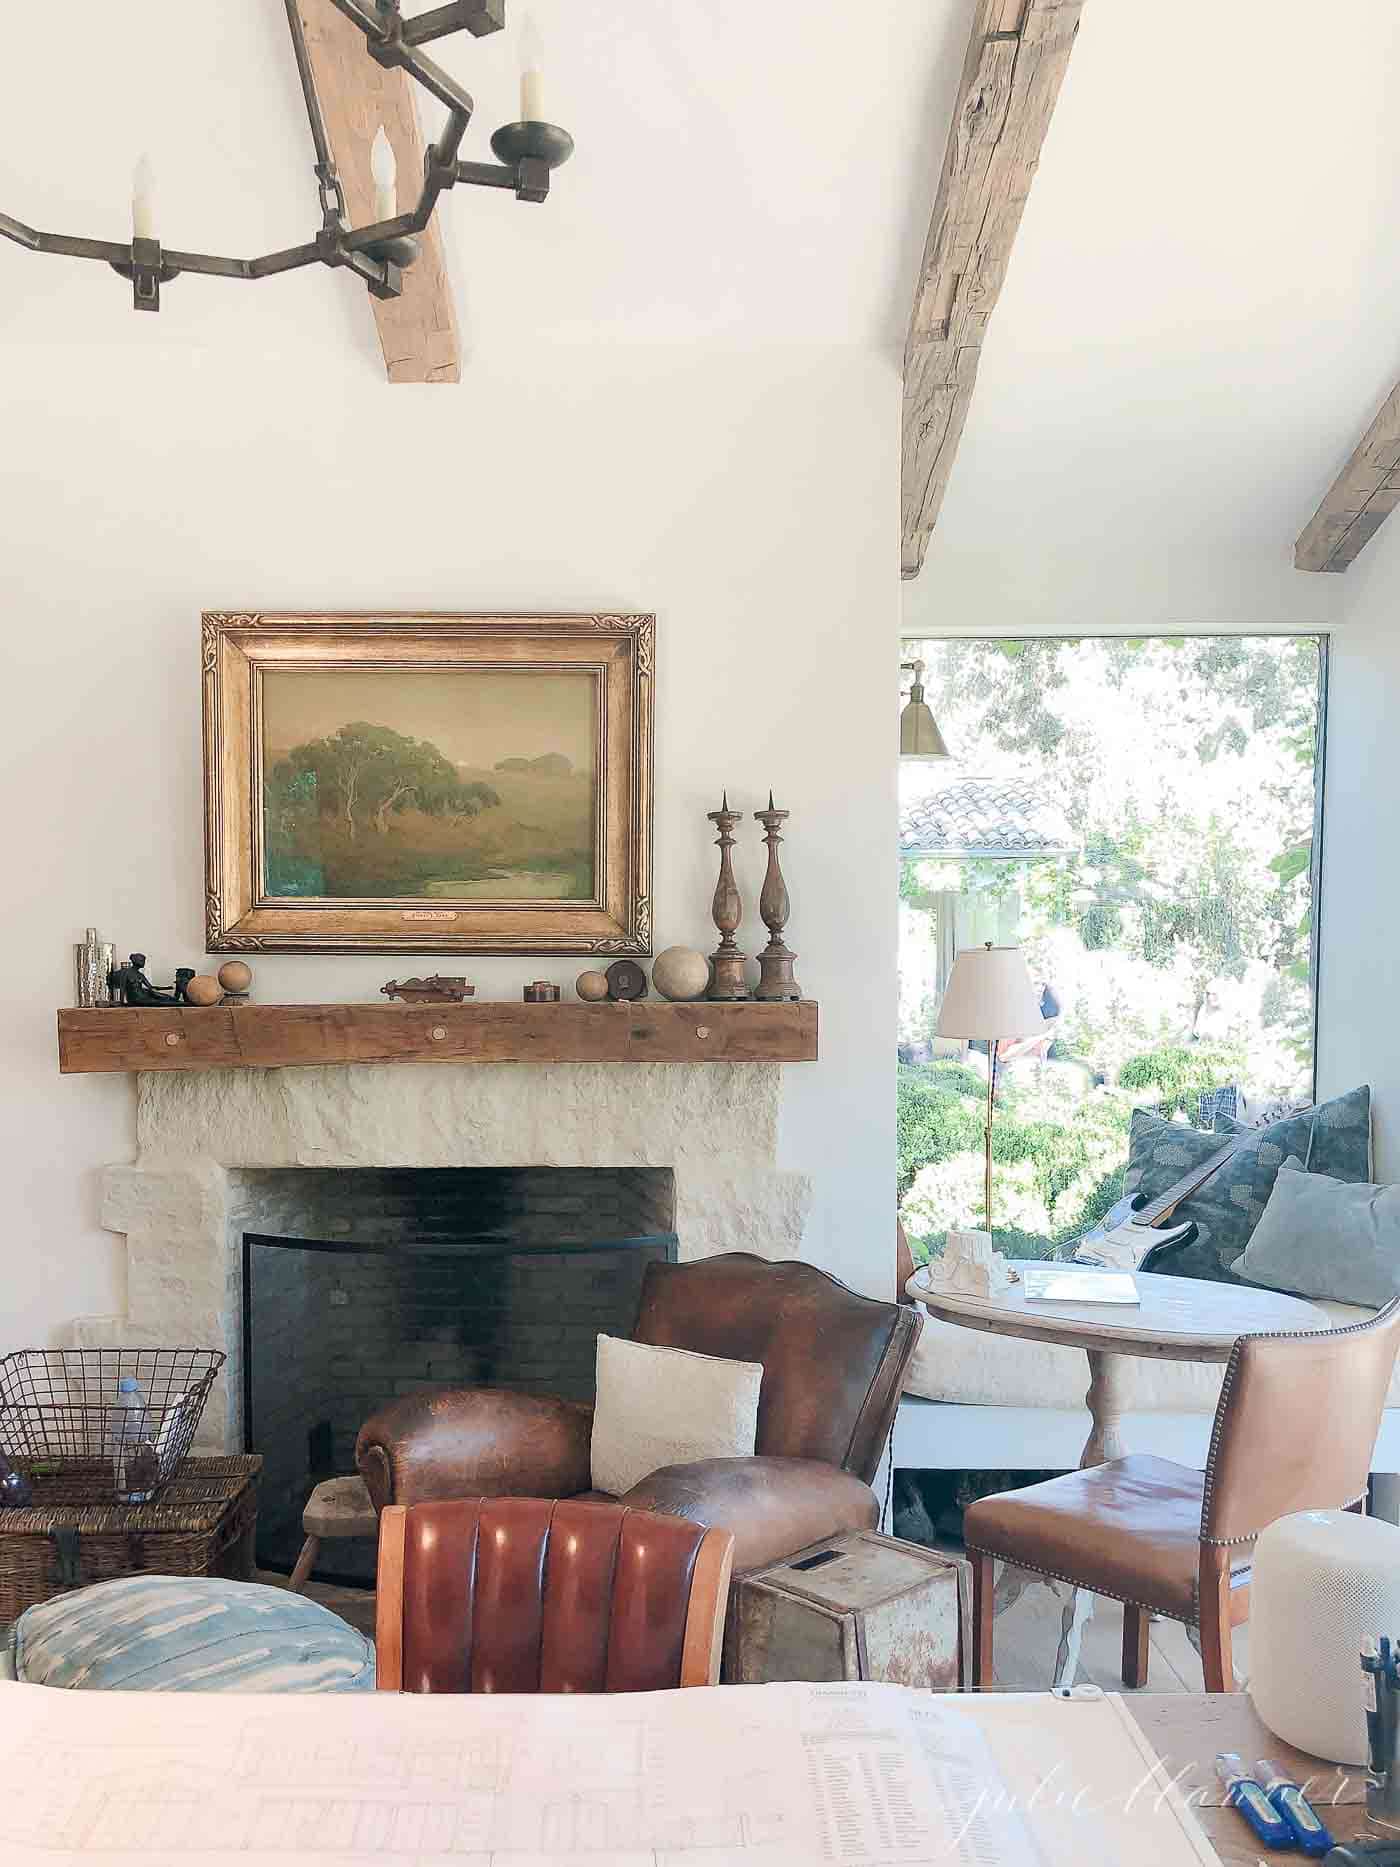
[935,944,1044,1040]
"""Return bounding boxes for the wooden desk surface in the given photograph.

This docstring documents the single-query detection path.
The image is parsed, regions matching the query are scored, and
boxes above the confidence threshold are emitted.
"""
[1128,1693,1385,1862]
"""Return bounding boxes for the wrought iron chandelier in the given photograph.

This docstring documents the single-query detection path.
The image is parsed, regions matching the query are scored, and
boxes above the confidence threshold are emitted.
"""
[0,0,573,313]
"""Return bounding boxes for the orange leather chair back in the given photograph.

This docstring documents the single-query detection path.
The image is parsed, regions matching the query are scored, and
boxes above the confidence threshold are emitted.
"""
[376,1496,734,1694]
[1203,1298,1400,1544]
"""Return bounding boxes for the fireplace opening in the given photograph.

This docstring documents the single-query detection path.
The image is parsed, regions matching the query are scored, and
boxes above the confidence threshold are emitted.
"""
[239,1166,676,1582]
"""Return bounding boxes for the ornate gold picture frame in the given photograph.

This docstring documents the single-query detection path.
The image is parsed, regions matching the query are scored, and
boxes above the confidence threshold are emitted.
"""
[202,613,653,955]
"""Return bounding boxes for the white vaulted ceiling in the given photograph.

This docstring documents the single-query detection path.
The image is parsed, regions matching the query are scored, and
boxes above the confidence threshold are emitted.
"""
[1,3,1395,623]
[903,0,1400,627]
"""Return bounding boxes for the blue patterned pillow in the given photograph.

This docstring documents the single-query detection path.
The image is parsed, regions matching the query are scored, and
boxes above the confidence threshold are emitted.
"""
[1124,1085,1372,1285]
[8,1575,374,1691]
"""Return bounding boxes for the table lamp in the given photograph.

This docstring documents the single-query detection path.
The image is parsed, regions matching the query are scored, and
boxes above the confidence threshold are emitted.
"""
[934,942,1045,1235]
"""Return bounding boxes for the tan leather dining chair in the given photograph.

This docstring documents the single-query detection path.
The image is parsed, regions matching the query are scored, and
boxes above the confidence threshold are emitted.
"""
[375,1496,735,1693]
[963,1300,1400,1692]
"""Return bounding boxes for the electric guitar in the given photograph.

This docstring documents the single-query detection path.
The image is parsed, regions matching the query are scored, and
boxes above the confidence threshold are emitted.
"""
[1070,1133,1250,1271]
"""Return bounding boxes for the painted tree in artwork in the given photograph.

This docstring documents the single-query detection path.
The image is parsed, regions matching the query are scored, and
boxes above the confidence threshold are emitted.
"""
[275,723,499,839]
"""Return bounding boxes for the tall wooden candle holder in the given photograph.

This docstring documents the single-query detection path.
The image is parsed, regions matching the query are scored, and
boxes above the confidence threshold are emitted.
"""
[706,792,751,1001]
[754,792,801,1001]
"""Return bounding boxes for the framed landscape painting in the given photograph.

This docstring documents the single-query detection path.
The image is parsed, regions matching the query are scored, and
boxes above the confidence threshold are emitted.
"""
[202,613,653,954]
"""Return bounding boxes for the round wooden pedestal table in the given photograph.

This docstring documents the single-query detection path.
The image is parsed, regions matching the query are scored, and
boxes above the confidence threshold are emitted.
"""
[905,1265,1330,1687]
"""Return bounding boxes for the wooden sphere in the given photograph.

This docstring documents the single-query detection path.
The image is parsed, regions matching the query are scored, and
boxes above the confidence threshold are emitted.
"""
[651,946,710,1002]
[575,970,610,1002]
[217,959,253,995]
[184,974,223,1007]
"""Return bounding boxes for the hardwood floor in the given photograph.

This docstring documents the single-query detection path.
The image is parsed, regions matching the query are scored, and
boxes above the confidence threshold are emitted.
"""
[980,1579,1249,1692]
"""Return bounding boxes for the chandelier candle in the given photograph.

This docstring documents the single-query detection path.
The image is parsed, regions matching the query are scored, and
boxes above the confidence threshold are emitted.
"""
[753,793,801,1001]
[131,156,156,242]
[706,793,751,1002]
[520,15,545,121]
[370,127,397,223]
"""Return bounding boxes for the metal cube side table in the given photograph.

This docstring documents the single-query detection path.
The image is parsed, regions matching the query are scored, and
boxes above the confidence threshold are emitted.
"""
[727,1529,972,1690]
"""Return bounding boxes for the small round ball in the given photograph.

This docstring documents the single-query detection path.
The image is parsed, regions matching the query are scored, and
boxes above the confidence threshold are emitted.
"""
[651,946,710,1002]
[184,974,223,1007]
[575,969,610,1003]
[217,959,253,995]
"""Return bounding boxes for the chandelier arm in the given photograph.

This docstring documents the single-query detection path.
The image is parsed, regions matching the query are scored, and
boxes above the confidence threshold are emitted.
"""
[402,1,504,46]
[283,0,339,183]
[324,0,395,42]
[453,162,516,191]
[382,44,475,117]
[1,208,41,251]
[11,226,133,265]
[428,103,473,172]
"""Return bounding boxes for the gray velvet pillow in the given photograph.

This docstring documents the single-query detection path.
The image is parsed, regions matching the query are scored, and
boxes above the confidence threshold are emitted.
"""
[1234,1163,1400,1308]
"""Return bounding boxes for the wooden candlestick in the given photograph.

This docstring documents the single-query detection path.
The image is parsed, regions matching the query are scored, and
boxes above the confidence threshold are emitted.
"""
[706,791,750,1001]
[754,791,801,1001]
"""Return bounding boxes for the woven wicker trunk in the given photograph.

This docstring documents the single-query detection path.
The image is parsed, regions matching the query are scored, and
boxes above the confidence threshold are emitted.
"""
[727,1529,971,1689]
[0,1455,261,1622]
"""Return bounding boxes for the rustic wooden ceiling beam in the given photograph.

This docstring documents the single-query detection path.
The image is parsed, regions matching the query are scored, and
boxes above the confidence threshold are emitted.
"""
[298,0,461,383]
[901,0,1083,579]
[1295,383,1400,572]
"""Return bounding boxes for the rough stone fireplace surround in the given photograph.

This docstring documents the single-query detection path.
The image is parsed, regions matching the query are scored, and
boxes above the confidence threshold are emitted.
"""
[82,1061,812,1452]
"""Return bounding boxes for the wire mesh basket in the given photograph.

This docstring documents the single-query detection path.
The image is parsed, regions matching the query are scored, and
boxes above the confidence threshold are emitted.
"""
[0,1349,225,1498]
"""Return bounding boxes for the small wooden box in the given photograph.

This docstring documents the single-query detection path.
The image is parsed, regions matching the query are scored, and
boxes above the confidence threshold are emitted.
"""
[727,1529,972,1690]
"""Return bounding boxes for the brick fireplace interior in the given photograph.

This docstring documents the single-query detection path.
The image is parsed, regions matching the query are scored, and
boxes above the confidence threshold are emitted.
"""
[241,1166,677,1581]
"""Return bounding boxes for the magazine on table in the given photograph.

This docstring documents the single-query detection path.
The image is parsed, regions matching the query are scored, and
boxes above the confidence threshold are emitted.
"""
[1021,1263,1141,1306]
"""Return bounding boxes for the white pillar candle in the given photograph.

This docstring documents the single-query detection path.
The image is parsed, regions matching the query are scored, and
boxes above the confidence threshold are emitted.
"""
[370,125,397,222]
[131,154,156,241]
[519,14,544,121]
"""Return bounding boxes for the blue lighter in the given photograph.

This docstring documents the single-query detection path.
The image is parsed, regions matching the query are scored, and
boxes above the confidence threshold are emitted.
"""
[1254,1758,1333,1855]
[1214,1753,1293,1850]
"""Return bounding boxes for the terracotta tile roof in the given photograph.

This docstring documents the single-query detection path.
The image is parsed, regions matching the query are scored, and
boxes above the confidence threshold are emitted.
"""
[899,776,1077,859]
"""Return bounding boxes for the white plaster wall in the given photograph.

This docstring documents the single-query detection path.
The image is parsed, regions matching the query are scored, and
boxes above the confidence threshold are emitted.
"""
[1316,517,1400,1177]
[0,341,899,1346]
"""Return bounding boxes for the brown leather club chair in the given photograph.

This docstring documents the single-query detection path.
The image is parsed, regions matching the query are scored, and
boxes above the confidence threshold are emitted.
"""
[356,1253,923,1576]
[964,1299,1400,1693]
[375,1497,735,1692]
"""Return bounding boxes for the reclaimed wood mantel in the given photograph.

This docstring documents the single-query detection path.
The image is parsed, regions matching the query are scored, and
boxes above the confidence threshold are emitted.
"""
[57,1001,819,1075]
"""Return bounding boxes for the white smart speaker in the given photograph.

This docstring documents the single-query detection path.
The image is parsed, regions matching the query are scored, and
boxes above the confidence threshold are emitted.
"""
[1249,1508,1400,1765]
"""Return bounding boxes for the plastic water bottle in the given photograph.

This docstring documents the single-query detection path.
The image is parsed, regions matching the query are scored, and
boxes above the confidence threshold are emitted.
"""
[110,1376,154,1503]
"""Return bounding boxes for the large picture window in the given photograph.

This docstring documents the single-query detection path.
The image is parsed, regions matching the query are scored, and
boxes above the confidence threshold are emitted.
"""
[898,634,1326,1264]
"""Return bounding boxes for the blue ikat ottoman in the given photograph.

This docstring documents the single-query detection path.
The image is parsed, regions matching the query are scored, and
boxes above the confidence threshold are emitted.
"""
[1,1574,374,1691]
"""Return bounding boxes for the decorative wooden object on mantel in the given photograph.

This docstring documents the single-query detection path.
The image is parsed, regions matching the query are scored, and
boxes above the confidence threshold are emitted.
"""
[56,1001,818,1075]
[706,793,750,1001]
[753,792,801,1002]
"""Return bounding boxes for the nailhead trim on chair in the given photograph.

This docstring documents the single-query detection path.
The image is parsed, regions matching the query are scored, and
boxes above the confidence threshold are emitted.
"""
[1200,1301,1399,1544]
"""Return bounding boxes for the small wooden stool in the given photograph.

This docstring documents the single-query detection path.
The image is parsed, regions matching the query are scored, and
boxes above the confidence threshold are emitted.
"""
[288,1476,379,1593]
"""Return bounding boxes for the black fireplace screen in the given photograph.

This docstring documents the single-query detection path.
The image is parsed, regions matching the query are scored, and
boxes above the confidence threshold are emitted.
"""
[243,1229,676,1581]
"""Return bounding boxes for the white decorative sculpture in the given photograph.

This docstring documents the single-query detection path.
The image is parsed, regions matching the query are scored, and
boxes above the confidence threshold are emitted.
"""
[926,1229,1015,1298]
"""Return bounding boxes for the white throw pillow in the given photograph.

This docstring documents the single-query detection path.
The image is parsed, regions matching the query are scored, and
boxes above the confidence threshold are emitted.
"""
[589,1333,763,1496]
